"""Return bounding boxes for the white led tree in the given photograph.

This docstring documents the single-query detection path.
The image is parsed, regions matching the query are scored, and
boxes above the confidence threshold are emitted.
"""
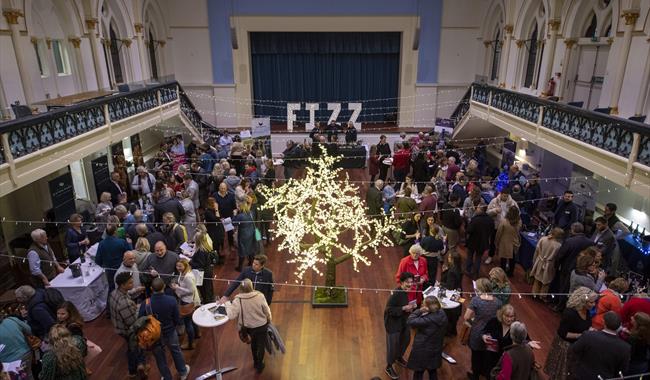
[258,147,395,303]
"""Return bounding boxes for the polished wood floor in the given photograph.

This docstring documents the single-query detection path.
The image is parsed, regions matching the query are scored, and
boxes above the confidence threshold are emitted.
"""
[84,168,559,380]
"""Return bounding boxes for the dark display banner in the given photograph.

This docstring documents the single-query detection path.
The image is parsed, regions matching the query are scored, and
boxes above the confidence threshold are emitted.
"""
[91,155,110,199]
[48,171,75,223]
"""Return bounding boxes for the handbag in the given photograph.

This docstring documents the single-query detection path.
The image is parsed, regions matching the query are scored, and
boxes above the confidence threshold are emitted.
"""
[459,320,471,346]
[238,298,251,344]
[255,228,262,241]
[179,302,195,317]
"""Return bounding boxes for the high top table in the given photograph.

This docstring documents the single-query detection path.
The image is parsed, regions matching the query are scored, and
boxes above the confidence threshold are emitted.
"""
[192,303,236,380]
[49,258,108,321]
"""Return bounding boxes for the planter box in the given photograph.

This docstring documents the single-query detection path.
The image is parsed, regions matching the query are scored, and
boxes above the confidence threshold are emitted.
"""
[311,287,348,308]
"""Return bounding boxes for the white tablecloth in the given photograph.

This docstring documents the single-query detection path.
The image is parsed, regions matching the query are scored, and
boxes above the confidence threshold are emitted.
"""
[50,260,108,321]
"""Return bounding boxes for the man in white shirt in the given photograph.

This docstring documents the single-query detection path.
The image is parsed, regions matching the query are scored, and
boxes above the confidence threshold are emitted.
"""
[219,131,233,153]
[131,166,156,197]
[27,229,64,287]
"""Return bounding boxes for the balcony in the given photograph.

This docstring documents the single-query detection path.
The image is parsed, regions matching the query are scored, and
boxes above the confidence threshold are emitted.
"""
[0,81,211,198]
[452,83,650,197]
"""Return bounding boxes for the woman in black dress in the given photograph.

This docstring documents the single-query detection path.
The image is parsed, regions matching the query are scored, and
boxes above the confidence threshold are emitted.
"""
[377,135,391,181]
[204,197,225,264]
[190,229,216,304]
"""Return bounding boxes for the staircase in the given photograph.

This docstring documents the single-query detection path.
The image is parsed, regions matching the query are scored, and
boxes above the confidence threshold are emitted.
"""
[452,83,650,197]
[0,81,215,198]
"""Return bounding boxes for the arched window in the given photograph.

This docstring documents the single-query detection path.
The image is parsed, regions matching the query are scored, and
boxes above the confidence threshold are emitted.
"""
[148,30,158,79]
[490,29,501,81]
[584,13,597,38]
[523,24,538,88]
[109,25,124,84]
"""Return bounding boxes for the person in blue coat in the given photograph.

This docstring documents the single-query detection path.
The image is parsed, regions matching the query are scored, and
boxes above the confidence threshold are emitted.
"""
[232,203,257,271]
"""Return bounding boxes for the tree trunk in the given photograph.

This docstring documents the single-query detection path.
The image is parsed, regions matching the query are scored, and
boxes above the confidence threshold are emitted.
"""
[325,259,336,288]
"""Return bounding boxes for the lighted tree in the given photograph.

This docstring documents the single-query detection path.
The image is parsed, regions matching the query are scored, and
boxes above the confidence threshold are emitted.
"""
[258,147,395,298]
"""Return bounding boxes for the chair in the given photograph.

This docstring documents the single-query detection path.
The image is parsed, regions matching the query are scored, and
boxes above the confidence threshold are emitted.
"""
[629,115,647,124]
[10,102,32,118]
[567,101,584,108]
[593,107,611,115]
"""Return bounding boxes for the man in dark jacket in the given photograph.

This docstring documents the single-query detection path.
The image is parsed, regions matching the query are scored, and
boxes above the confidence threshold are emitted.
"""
[553,190,578,231]
[96,224,132,310]
[220,254,274,304]
[592,216,618,271]
[440,194,463,255]
[553,222,595,311]
[153,189,185,224]
[15,285,55,339]
[138,278,189,380]
[384,272,416,380]
[570,311,630,379]
[465,204,494,279]
[366,179,384,217]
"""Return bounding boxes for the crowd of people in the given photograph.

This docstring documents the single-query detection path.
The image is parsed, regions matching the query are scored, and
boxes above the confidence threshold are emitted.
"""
[0,128,647,380]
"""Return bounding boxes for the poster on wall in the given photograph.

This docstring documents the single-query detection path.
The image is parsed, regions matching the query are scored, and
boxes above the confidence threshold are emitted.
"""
[91,155,110,199]
[48,171,76,223]
[130,134,145,168]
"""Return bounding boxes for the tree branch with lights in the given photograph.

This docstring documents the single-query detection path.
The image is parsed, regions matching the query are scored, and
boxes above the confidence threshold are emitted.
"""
[258,147,396,302]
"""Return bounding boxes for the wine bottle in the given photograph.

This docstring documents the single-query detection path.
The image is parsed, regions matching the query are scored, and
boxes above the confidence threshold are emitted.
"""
[634,224,640,237]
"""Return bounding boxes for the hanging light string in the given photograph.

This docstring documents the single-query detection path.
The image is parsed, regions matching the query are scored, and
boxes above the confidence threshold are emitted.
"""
[0,253,644,299]
[0,188,633,226]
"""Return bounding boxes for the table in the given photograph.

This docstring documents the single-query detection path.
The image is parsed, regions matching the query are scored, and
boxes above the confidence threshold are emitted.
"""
[517,232,538,271]
[396,193,422,204]
[32,90,115,109]
[192,303,236,380]
[337,145,366,169]
[50,258,108,321]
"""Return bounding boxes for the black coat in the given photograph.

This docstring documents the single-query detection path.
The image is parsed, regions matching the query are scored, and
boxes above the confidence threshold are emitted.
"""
[466,213,494,252]
[204,208,225,248]
[556,234,595,292]
[406,309,448,371]
[384,288,409,333]
[570,330,631,380]
[153,196,185,223]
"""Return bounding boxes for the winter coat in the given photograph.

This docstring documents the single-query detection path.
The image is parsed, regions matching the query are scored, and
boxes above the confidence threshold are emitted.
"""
[406,309,448,371]
[495,219,521,259]
[530,235,561,285]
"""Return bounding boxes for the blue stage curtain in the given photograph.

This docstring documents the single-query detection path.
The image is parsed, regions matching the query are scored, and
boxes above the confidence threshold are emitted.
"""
[250,32,400,123]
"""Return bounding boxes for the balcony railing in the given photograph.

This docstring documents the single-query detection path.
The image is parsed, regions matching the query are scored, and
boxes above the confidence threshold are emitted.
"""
[0,82,192,166]
[469,83,650,167]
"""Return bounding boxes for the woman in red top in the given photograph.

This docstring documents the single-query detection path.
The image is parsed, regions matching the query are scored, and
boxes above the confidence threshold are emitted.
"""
[368,145,380,182]
[395,244,429,305]
[621,295,650,328]
[592,278,628,330]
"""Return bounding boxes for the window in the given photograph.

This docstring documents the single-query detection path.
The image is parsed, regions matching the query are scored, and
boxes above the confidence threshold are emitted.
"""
[33,40,48,77]
[52,40,70,75]
[523,25,538,88]
[584,13,597,38]
[109,25,124,84]
[148,30,158,79]
[490,30,501,81]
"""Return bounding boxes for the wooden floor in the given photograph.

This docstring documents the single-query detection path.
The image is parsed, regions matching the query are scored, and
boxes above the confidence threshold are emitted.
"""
[84,168,560,380]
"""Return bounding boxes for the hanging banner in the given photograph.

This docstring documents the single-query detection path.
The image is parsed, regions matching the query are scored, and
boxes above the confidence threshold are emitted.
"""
[91,155,110,200]
[49,171,76,223]
[251,117,271,138]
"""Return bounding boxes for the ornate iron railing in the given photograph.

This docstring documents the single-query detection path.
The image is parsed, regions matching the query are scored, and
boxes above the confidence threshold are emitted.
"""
[450,87,471,127]
[179,90,219,142]
[0,82,179,163]
[468,83,650,167]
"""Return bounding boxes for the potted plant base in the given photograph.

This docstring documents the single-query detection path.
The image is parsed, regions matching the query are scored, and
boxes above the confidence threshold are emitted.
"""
[311,286,348,308]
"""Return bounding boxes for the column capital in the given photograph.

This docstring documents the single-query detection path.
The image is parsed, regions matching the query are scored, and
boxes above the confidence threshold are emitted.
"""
[483,40,492,47]
[548,19,561,31]
[3,9,24,24]
[68,37,81,48]
[515,39,525,48]
[610,106,619,115]
[504,24,514,34]
[564,38,577,48]
[158,40,166,48]
[134,23,144,34]
[30,36,39,45]
[536,40,544,48]
[45,38,52,49]
[85,18,98,30]
[607,37,615,45]
[121,38,132,48]
[101,38,111,48]
[622,10,640,26]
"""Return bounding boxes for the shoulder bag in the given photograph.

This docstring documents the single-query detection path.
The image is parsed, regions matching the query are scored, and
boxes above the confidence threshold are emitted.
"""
[238,298,251,344]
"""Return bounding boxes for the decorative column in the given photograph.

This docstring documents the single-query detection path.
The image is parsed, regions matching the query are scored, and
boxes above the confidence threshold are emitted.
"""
[85,18,104,90]
[3,9,35,105]
[557,38,577,100]
[157,40,166,77]
[483,40,492,78]
[134,23,149,81]
[498,24,514,88]
[634,39,650,117]
[539,19,561,93]
[69,37,88,91]
[120,38,134,82]
[609,11,639,115]
[0,73,9,119]
[513,39,525,89]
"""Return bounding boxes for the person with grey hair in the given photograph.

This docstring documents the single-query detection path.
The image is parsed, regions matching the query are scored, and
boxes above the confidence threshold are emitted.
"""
[492,321,536,379]
[569,311,631,379]
[224,168,241,194]
[131,166,156,196]
[153,188,185,224]
[366,179,384,217]
[15,285,56,339]
[27,229,64,288]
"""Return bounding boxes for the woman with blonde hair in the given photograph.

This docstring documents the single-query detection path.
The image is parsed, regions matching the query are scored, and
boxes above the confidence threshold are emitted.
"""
[134,236,152,267]
[464,278,503,379]
[531,228,563,300]
[406,296,448,380]
[489,267,511,305]
[190,229,216,303]
[171,259,201,350]
[39,324,87,380]
[225,278,272,373]
[544,287,597,379]
[232,201,257,271]
[95,192,113,233]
